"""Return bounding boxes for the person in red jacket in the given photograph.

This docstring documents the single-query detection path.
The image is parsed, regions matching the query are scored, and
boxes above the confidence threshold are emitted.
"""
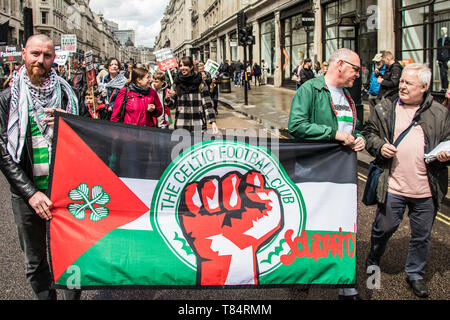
[111,67,162,127]
[110,67,163,178]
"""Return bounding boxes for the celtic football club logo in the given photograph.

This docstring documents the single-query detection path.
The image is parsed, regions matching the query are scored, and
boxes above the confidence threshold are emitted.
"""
[151,140,306,285]
[67,183,110,221]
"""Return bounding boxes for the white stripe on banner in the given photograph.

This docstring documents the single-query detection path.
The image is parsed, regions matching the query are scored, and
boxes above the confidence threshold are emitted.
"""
[118,178,158,231]
[296,182,357,233]
[116,178,357,234]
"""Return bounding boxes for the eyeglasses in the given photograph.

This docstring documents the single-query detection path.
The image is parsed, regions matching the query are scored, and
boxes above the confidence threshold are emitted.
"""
[342,60,360,73]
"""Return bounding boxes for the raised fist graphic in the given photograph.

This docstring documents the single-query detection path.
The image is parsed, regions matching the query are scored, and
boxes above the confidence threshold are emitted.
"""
[178,171,283,285]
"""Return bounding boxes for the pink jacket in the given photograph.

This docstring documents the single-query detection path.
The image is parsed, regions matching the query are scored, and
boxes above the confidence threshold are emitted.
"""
[111,87,162,127]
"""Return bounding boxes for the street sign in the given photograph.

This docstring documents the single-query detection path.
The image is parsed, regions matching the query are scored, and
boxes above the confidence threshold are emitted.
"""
[61,34,77,53]
[54,51,69,66]
[301,12,315,27]
[154,48,178,71]
[0,45,22,63]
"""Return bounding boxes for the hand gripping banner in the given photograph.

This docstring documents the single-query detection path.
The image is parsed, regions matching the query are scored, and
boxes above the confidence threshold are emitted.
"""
[48,114,357,289]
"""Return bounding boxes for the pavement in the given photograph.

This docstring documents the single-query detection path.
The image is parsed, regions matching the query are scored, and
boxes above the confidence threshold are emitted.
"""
[218,82,450,204]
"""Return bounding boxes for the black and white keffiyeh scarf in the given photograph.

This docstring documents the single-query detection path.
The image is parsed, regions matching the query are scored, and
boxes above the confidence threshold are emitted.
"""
[104,72,128,89]
[7,65,79,163]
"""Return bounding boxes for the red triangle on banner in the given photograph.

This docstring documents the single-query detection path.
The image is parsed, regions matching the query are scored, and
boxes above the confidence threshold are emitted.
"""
[50,118,149,283]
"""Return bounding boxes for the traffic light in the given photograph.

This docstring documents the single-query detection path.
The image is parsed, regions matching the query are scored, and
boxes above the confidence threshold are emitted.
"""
[237,11,254,47]
[244,28,255,46]
[237,11,246,31]
[238,27,247,46]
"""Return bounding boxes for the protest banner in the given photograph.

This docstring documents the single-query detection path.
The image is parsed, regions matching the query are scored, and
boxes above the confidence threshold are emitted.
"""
[49,114,357,288]
[154,48,178,72]
[61,34,77,53]
[49,114,357,289]
[54,51,69,66]
[84,50,96,87]
[204,59,221,79]
[0,45,22,63]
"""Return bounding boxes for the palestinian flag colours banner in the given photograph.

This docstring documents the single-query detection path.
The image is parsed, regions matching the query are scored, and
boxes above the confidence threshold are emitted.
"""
[49,114,357,288]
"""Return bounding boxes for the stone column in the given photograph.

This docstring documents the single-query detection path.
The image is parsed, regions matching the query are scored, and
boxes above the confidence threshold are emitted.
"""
[225,33,231,61]
[313,0,323,63]
[377,0,395,54]
[274,11,282,87]
[253,20,260,64]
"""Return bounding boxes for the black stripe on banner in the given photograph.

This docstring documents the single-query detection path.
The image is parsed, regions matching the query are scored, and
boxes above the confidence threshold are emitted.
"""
[56,114,356,184]
[278,140,357,185]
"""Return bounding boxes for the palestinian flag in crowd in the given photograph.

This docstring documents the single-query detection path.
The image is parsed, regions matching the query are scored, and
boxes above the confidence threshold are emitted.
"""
[49,114,357,289]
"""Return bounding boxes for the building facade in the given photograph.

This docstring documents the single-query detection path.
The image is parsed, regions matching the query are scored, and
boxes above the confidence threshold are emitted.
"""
[0,0,121,63]
[0,0,31,45]
[155,0,450,93]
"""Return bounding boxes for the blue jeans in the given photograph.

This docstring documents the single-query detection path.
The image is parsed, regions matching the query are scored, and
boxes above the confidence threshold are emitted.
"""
[234,71,241,86]
[369,192,436,280]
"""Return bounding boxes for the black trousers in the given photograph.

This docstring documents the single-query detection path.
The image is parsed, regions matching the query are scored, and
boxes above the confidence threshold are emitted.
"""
[11,192,81,300]
[369,193,436,280]
[438,60,449,91]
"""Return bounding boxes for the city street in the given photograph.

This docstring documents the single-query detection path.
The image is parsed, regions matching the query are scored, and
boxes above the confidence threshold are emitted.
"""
[0,96,448,301]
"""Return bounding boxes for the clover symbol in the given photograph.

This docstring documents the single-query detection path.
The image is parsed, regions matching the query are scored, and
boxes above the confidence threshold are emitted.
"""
[67,183,110,222]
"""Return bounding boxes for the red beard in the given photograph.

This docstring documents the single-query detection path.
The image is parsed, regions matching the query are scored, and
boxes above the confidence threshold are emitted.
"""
[26,63,50,86]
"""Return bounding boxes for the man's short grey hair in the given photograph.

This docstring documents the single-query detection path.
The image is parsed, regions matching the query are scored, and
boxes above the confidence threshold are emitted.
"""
[328,48,358,66]
[402,63,431,88]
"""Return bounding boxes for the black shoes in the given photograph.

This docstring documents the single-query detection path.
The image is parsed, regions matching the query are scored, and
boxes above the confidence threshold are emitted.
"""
[406,278,429,298]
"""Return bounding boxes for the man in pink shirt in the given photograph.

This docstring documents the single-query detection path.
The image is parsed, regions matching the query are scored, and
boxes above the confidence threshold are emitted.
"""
[363,63,450,298]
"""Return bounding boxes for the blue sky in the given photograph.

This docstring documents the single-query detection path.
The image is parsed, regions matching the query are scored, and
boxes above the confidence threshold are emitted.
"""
[90,0,168,47]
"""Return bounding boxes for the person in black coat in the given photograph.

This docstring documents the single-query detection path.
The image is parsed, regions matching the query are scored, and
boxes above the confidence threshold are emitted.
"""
[298,58,315,89]
[377,51,403,103]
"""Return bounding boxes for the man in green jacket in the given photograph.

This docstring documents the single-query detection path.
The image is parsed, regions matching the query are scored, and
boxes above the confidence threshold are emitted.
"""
[288,48,366,300]
[362,63,449,298]
[288,49,365,152]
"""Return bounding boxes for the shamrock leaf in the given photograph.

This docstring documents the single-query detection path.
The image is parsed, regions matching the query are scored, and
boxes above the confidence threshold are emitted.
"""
[67,203,86,220]
[90,206,109,222]
[91,185,110,205]
[68,183,89,201]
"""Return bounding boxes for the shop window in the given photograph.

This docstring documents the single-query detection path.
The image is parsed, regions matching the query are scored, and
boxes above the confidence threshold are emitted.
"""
[260,19,275,76]
[402,0,428,6]
[340,0,357,14]
[326,2,338,25]
[282,12,314,82]
[397,0,450,92]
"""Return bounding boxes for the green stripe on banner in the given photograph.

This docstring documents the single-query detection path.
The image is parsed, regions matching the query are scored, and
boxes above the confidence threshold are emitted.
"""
[55,229,197,287]
[32,147,50,164]
[259,230,356,286]
[55,229,355,287]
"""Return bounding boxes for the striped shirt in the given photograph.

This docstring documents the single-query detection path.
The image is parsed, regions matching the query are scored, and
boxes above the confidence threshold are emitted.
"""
[29,112,51,190]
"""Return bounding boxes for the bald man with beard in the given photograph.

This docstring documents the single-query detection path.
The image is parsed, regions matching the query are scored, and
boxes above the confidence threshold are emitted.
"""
[0,34,80,300]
